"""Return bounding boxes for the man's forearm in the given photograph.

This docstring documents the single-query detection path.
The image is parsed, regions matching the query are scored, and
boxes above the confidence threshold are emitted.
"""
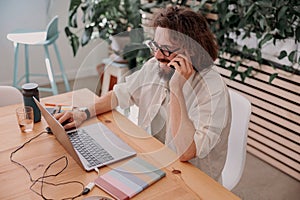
[169,89,196,161]
[88,91,119,118]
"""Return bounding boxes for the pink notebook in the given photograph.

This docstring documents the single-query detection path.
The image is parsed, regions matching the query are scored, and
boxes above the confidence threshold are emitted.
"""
[94,157,166,200]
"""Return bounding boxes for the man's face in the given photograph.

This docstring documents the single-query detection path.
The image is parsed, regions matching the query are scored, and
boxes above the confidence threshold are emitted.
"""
[153,27,179,81]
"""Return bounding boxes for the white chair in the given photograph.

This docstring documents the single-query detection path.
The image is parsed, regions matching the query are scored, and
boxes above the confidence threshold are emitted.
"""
[0,86,23,107]
[222,89,251,191]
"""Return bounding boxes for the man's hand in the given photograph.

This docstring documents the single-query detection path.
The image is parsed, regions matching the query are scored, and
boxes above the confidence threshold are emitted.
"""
[168,54,194,90]
[54,110,87,130]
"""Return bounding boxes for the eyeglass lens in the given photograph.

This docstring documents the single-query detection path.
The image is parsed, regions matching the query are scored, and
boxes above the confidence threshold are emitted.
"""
[148,40,177,57]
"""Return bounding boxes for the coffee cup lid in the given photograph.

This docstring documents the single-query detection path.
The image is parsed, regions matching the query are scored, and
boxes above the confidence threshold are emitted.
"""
[22,83,38,90]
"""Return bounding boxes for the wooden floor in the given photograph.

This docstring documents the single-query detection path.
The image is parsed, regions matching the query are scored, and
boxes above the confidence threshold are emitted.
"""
[40,76,300,200]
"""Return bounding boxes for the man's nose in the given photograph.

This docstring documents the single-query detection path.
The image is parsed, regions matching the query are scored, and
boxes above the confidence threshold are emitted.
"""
[154,49,164,59]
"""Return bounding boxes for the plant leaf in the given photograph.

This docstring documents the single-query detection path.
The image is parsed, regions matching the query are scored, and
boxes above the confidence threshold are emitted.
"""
[277,6,288,21]
[256,50,262,63]
[219,58,226,67]
[230,70,239,80]
[296,26,300,42]
[235,61,241,70]
[68,0,81,27]
[244,4,255,19]
[259,18,265,30]
[255,1,272,8]
[288,50,296,63]
[258,33,272,48]
[240,72,247,82]
[278,50,287,59]
[65,27,80,56]
[269,73,278,84]
[246,67,253,77]
[81,26,93,46]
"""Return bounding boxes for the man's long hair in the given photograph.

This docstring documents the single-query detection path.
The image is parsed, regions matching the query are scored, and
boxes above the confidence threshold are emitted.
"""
[151,6,218,71]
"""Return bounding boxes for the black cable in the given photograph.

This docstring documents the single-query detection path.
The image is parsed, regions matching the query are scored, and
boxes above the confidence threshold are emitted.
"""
[10,131,84,200]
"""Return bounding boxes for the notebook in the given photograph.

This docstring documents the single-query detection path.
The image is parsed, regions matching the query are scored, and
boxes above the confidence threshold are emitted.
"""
[95,157,166,200]
[33,97,136,171]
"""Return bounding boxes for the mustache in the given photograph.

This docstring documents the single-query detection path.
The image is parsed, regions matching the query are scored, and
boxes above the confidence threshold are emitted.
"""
[157,58,171,63]
[158,58,180,69]
[157,58,175,69]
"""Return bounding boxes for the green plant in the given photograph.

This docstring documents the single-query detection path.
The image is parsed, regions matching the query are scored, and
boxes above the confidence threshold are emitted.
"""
[65,0,152,68]
[65,0,142,54]
[193,0,300,82]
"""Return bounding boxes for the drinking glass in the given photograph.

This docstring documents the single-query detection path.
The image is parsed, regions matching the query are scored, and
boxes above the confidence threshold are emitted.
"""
[16,106,34,133]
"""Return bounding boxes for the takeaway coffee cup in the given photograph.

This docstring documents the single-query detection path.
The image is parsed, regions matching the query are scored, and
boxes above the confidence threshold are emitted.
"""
[22,83,41,123]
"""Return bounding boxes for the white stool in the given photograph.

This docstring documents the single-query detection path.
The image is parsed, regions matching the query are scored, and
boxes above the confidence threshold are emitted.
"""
[99,57,130,117]
[7,16,70,95]
[100,57,129,96]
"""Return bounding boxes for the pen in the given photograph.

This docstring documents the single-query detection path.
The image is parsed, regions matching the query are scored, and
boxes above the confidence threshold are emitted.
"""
[45,103,69,107]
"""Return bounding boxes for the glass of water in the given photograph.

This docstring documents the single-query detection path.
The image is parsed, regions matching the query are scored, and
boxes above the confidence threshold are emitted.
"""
[16,106,34,133]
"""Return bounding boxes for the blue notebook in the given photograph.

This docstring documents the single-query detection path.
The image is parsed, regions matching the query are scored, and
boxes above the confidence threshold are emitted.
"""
[94,157,166,200]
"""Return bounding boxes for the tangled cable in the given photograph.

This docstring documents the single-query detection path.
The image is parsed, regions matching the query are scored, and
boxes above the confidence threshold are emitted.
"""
[10,131,84,200]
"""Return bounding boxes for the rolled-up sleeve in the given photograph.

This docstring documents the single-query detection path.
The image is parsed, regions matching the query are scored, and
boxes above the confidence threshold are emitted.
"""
[113,58,156,109]
[190,71,229,159]
[113,72,141,109]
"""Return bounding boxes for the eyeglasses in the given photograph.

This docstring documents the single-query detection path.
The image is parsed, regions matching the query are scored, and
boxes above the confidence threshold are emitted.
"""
[146,40,180,57]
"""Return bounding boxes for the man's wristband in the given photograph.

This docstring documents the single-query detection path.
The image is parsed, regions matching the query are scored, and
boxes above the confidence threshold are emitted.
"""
[79,107,90,120]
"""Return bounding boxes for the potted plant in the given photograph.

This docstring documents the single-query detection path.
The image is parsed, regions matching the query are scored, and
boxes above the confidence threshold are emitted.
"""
[65,0,152,68]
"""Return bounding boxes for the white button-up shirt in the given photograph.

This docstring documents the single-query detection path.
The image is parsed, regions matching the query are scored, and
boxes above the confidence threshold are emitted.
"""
[114,57,231,181]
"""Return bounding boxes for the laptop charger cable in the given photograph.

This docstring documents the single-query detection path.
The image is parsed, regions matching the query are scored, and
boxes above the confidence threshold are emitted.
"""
[43,126,101,196]
[45,126,53,134]
[82,168,99,195]
[10,130,90,199]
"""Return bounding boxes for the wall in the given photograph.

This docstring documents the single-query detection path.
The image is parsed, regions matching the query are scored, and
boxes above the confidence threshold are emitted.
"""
[0,0,108,90]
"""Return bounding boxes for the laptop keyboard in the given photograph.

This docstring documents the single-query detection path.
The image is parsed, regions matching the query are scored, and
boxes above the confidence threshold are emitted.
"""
[68,129,114,167]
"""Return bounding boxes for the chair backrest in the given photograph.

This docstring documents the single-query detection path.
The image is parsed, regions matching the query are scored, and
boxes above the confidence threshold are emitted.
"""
[46,16,59,40]
[222,89,251,191]
[0,86,23,107]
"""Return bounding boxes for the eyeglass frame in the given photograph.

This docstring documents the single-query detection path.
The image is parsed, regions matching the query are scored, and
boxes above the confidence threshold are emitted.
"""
[146,40,180,57]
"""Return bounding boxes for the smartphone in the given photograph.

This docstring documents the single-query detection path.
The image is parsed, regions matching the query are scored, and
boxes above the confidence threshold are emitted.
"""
[169,64,198,72]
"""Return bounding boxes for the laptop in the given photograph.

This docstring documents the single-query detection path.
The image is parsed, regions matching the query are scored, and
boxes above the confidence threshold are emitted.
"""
[33,97,136,171]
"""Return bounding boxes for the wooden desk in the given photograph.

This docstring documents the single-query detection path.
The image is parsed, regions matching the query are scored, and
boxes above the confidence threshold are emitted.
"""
[0,89,240,200]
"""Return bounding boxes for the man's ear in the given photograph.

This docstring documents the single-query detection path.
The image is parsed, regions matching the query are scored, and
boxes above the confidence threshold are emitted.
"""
[184,49,195,60]
[185,48,195,57]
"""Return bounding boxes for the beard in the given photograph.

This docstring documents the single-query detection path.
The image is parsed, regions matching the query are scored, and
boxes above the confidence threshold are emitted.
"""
[158,67,175,81]
[157,58,175,81]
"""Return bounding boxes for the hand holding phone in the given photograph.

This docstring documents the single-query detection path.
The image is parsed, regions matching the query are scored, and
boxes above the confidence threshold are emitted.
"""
[168,54,195,89]
[168,54,194,72]
[169,61,180,69]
